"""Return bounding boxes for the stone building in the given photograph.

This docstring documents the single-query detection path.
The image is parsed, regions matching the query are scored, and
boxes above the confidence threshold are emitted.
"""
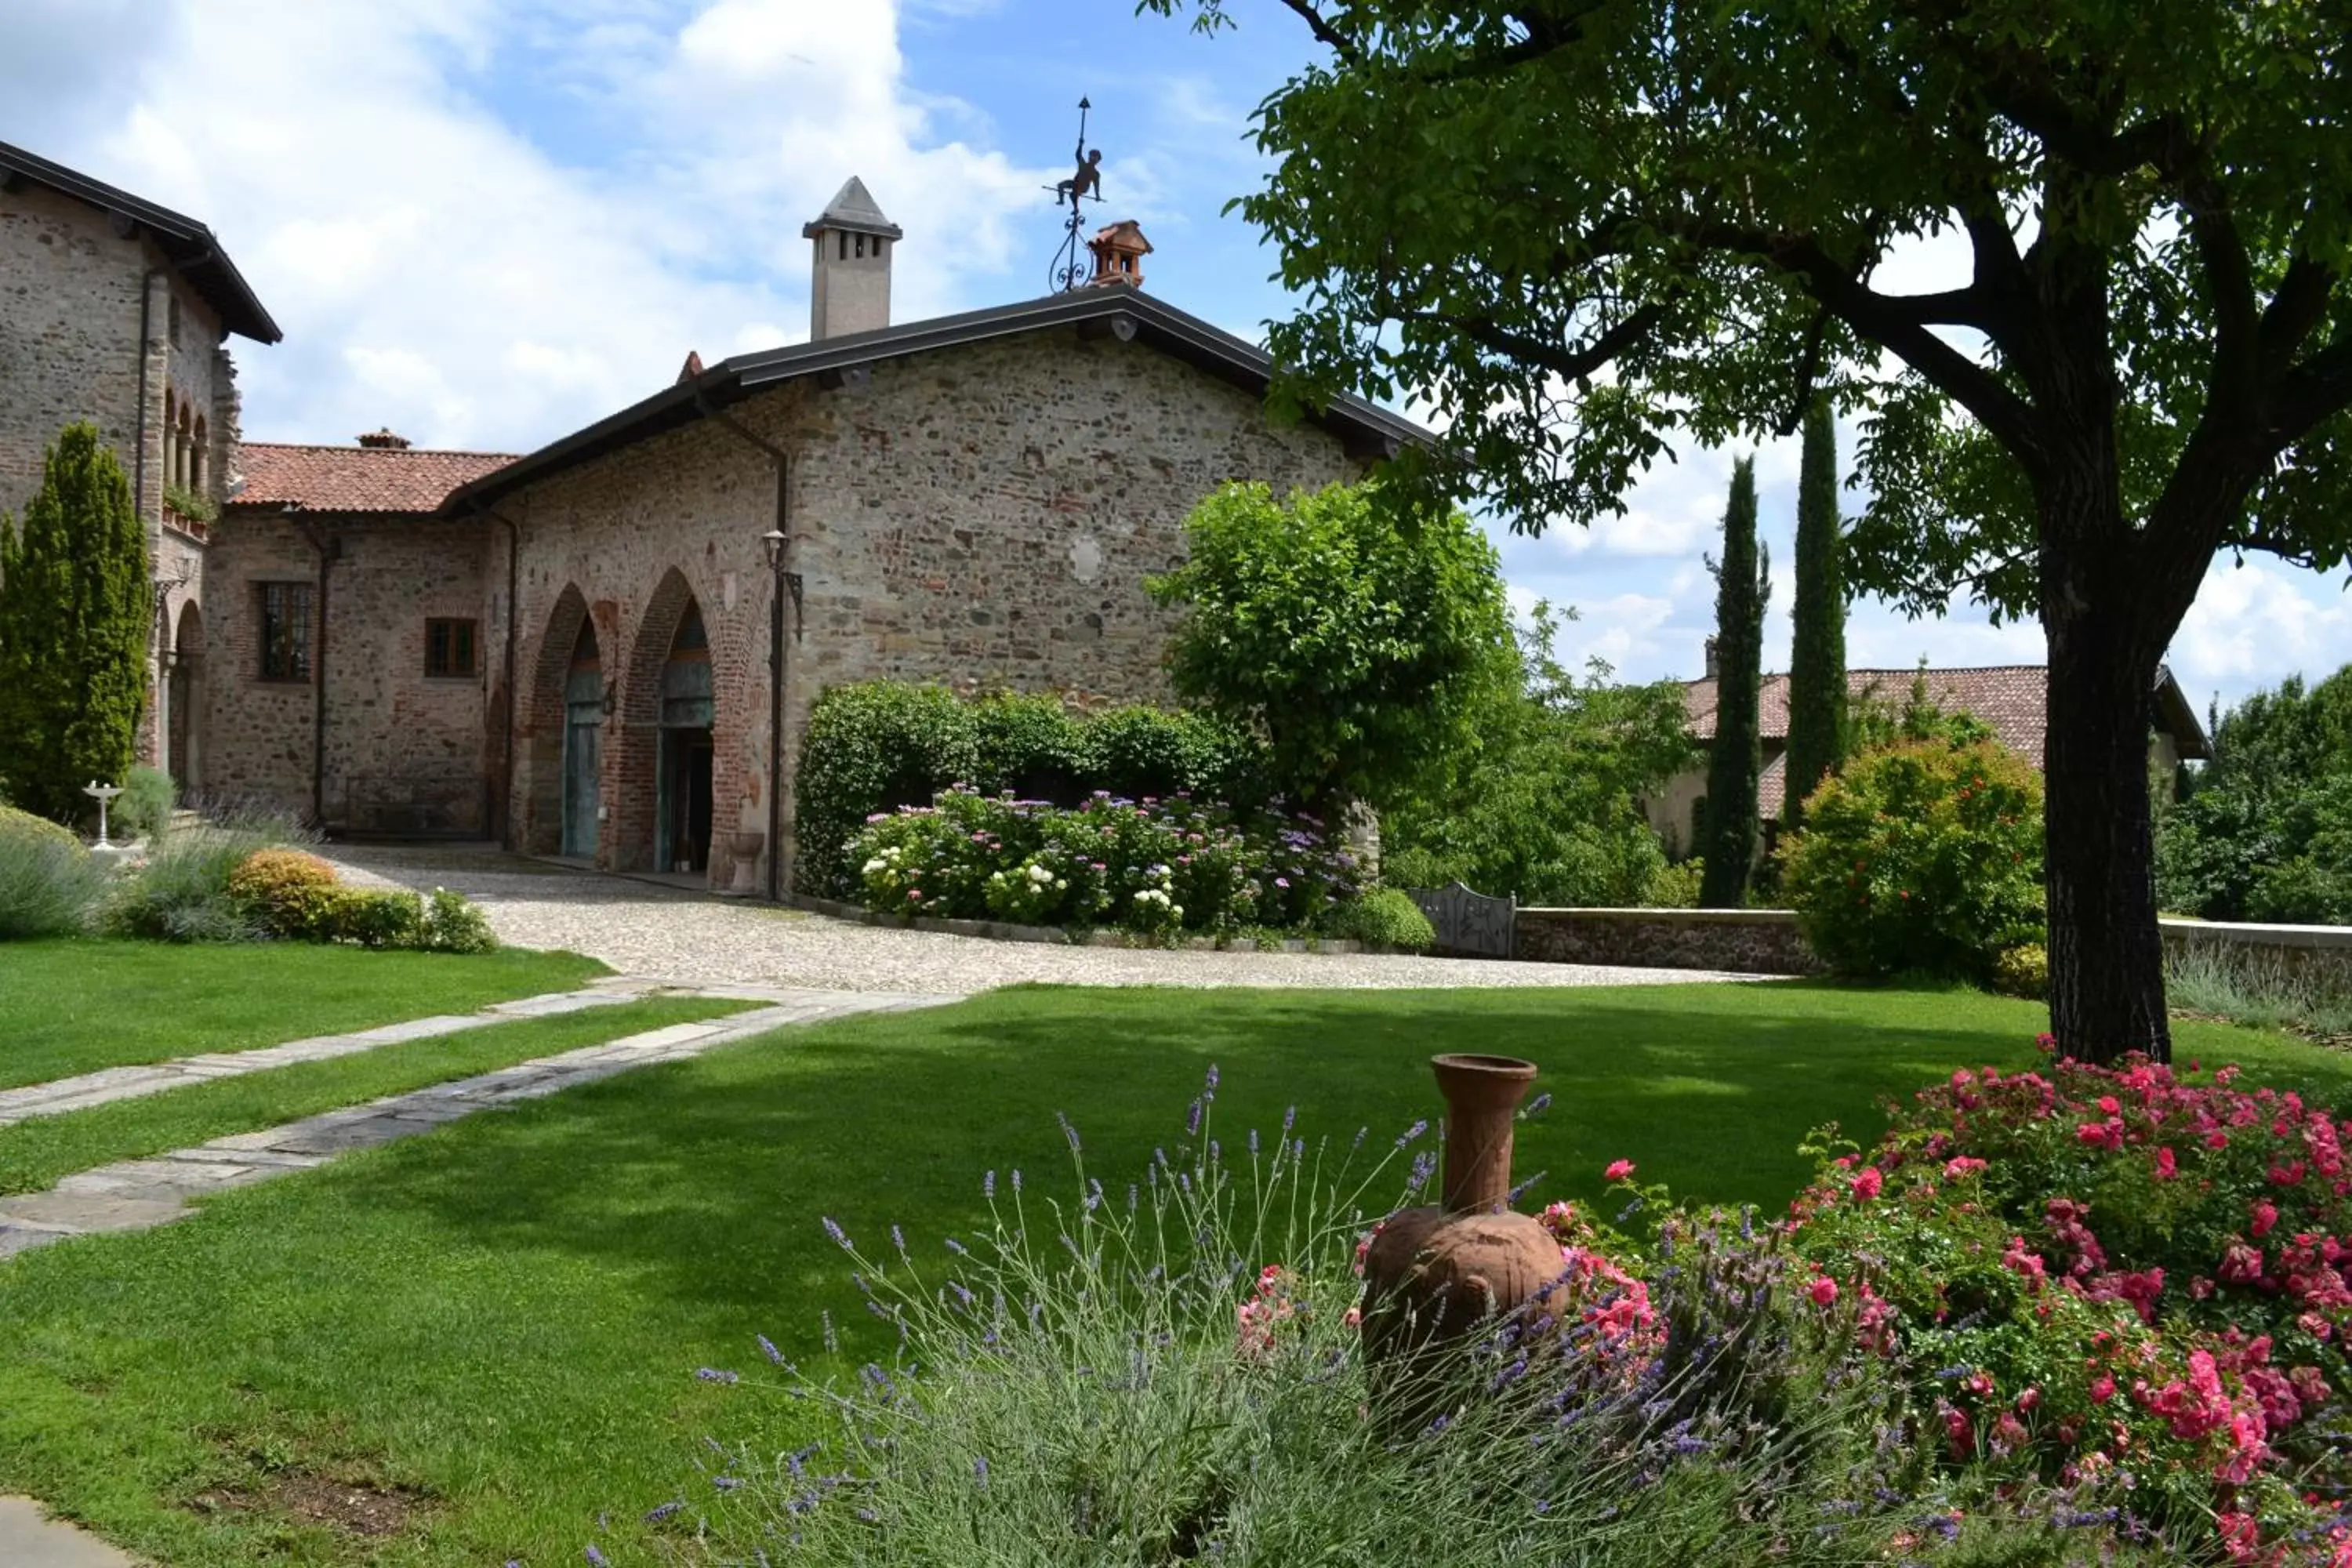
[0,137,281,780]
[1650,653,2213,858]
[74,167,1420,895]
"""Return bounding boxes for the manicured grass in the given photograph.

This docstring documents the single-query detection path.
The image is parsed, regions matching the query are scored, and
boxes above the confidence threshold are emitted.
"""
[0,996,757,1198]
[0,939,609,1089]
[0,982,2343,1566]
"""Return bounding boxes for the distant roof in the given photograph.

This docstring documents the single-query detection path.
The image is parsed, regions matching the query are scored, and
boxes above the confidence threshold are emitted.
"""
[1685,663,2212,816]
[444,283,1428,515]
[0,138,280,344]
[802,176,902,241]
[231,443,516,515]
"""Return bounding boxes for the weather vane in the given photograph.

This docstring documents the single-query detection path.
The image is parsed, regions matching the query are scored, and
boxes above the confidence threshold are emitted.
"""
[1046,97,1103,292]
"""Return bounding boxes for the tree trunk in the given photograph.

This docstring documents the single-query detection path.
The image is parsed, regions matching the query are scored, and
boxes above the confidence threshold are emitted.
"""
[2042,600,2172,1065]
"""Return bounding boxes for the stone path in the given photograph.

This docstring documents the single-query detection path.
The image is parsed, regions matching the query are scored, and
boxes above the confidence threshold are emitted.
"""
[0,982,949,1261]
[0,1497,134,1567]
[327,844,1763,993]
[0,982,670,1127]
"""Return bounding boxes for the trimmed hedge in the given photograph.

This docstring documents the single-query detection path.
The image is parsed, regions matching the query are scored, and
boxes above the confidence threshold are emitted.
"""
[794,683,1271,898]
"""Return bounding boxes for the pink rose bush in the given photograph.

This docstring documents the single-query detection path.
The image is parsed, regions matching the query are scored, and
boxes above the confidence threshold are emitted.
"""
[1788,1044,2352,1563]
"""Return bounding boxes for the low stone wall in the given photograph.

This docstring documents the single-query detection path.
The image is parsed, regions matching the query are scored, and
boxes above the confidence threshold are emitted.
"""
[1512,908,1824,976]
[2159,917,2352,988]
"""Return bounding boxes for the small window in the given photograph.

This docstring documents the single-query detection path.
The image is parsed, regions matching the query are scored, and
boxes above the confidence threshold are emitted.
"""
[838,232,848,260]
[259,582,314,682]
[425,618,479,678]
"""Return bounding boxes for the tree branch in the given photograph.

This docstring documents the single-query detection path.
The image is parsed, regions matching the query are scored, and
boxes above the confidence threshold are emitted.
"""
[1402,303,1666,387]
[2259,240,2340,374]
[1271,0,1363,63]
[1411,7,1608,85]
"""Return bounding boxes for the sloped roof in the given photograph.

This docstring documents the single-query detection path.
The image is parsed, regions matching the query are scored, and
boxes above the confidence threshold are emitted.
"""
[802,176,902,240]
[1684,663,2212,817]
[231,443,517,514]
[443,283,1428,515]
[0,138,280,343]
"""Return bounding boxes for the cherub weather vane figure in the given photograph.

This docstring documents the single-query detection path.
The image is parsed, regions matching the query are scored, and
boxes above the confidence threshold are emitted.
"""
[1046,98,1102,292]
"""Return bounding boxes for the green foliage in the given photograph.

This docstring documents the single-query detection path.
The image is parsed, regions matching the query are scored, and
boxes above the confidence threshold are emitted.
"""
[1700,459,1767,909]
[102,825,278,943]
[0,425,150,826]
[1328,887,1436,950]
[114,764,176,844]
[1782,739,2045,981]
[1148,480,1512,811]
[422,887,499,954]
[1639,858,1705,909]
[161,482,217,526]
[1784,400,1846,829]
[1989,944,2049,1002]
[1383,601,1693,906]
[2159,667,2352,925]
[325,887,427,949]
[2164,943,2352,1040]
[226,848,343,941]
[793,682,1269,900]
[850,789,1356,935]
[0,804,103,940]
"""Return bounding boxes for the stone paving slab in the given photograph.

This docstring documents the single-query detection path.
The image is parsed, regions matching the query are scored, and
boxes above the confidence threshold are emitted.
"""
[0,989,952,1262]
[0,980,672,1128]
[0,1496,137,1566]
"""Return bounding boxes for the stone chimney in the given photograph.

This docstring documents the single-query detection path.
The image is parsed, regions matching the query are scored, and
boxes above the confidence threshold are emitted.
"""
[1087,220,1152,288]
[1704,635,1719,680]
[358,428,411,450]
[804,176,901,341]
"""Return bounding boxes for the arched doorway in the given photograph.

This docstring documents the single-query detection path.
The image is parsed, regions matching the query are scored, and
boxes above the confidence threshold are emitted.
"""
[562,619,603,859]
[168,600,204,793]
[655,601,714,874]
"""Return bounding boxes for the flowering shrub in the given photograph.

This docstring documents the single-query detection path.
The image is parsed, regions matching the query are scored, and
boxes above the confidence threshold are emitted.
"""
[689,1081,1928,1568]
[1780,737,2044,981]
[848,786,1356,935]
[227,848,342,939]
[1786,1044,2352,1563]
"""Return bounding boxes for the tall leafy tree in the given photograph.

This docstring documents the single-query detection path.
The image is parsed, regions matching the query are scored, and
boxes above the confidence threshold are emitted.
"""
[1142,0,2352,1062]
[1785,397,1848,827]
[0,424,149,825]
[1147,480,1512,811]
[1700,458,1767,907]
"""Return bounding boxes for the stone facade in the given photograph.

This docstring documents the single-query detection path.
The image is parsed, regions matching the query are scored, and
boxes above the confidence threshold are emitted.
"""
[201,507,492,830]
[0,165,248,781]
[1512,907,1826,975]
[499,325,1368,891]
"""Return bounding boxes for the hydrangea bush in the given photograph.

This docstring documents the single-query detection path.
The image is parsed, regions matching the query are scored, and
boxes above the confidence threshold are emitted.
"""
[1786,1044,2352,1563]
[848,787,1356,935]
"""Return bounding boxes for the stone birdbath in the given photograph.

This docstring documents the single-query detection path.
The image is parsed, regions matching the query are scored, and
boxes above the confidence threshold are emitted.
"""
[1357,1052,1564,1413]
[83,780,124,850]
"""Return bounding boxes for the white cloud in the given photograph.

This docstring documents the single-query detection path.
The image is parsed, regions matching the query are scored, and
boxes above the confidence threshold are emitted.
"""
[13,0,1055,455]
[2176,558,2352,696]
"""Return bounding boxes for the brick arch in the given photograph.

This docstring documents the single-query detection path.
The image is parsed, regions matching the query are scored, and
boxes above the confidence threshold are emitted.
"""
[612,566,706,872]
[518,584,593,855]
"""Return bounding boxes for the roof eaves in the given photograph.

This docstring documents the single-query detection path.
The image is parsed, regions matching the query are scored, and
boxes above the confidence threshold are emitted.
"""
[0,139,281,344]
[444,288,1431,514]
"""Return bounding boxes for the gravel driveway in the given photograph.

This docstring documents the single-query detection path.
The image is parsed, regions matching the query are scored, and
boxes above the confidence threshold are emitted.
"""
[326,844,1756,995]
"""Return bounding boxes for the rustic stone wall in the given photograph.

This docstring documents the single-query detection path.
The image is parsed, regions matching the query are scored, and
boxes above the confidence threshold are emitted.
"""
[498,323,1366,889]
[202,509,490,829]
[2160,918,2352,991]
[1513,907,1826,975]
[1,180,238,774]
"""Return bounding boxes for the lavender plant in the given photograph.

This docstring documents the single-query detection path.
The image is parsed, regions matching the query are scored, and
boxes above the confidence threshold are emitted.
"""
[673,1084,1940,1567]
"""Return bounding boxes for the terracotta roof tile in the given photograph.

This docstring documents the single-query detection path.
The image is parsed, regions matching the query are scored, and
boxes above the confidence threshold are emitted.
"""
[230,443,517,515]
[1686,666,2052,764]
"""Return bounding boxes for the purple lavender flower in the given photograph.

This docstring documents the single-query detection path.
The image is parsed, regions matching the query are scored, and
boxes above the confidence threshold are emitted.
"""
[983,1169,996,1200]
[586,1548,610,1566]
[822,1216,851,1250]
[645,1500,684,1523]
[758,1334,785,1366]
[1058,1110,1082,1153]
[695,1367,740,1385]
[1396,1118,1429,1149]
[973,1456,989,1486]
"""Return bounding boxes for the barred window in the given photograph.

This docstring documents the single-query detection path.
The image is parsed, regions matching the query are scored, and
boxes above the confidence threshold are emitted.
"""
[425,619,478,678]
[259,582,313,681]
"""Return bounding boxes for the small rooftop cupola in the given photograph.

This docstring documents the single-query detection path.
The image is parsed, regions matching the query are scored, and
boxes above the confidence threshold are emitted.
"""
[803,176,902,342]
[358,428,412,450]
[1086,220,1152,289]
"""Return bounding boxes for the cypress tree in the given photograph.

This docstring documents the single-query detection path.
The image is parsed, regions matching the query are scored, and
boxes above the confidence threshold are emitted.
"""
[1784,397,1847,828]
[0,423,150,825]
[1699,456,1768,909]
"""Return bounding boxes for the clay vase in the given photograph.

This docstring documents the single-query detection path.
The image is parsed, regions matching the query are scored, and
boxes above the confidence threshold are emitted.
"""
[1358,1053,1563,1416]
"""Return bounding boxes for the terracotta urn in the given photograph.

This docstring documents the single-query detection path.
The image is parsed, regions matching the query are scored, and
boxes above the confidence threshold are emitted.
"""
[1358,1053,1563,1406]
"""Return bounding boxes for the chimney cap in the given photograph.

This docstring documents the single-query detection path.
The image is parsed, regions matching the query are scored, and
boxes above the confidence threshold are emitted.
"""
[802,176,903,241]
[1086,219,1153,289]
[357,427,412,450]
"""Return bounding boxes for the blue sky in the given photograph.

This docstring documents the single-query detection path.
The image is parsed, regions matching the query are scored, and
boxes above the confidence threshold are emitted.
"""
[9,0,2349,717]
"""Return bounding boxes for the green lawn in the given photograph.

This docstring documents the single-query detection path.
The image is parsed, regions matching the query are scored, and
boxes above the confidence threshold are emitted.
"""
[0,981,2343,1566]
[0,939,609,1088]
[0,995,757,1198]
